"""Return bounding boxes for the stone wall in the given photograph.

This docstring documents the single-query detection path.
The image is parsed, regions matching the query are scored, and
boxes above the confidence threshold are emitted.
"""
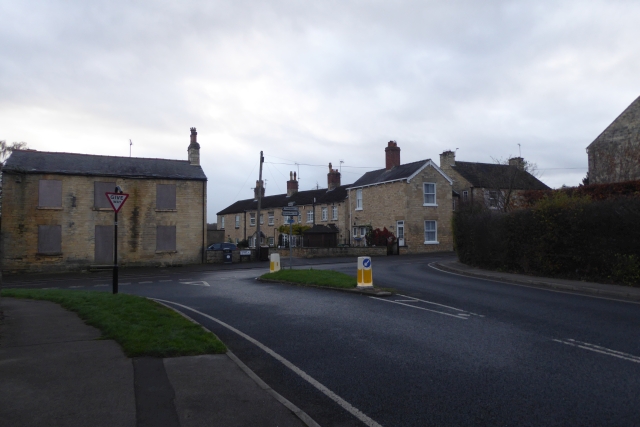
[269,246,387,259]
[349,164,454,254]
[1,172,206,273]
[206,249,257,263]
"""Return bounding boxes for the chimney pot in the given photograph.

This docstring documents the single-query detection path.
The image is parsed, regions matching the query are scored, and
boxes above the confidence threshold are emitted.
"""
[287,171,299,196]
[385,140,401,170]
[188,127,200,166]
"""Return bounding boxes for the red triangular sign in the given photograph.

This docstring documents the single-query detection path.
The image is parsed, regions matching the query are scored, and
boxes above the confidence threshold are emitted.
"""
[105,193,129,213]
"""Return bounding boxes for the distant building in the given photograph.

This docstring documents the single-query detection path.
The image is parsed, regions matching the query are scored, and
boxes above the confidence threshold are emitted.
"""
[1,128,207,273]
[587,95,640,184]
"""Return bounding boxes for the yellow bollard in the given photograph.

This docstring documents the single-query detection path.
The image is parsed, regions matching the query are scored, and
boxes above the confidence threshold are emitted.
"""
[270,253,281,273]
[357,256,373,288]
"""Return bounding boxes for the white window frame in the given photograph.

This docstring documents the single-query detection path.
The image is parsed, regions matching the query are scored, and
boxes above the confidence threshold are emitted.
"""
[260,214,264,225]
[356,189,363,210]
[268,212,274,225]
[424,220,438,244]
[463,190,468,202]
[353,227,358,238]
[235,215,240,228]
[321,207,328,221]
[220,216,225,229]
[250,213,256,226]
[360,227,367,237]
[268,237,274,246]
[332,206,338,220]
[423,183,437,206]
[306,210,314,223]
[488,191,499,208]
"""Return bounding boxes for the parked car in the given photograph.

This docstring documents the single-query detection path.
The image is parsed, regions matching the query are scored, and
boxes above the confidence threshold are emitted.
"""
[207,243,237,251]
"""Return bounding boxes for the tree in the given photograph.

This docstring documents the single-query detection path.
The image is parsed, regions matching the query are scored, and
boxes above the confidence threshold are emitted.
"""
[0,140,27,162]
[483,157,541,213]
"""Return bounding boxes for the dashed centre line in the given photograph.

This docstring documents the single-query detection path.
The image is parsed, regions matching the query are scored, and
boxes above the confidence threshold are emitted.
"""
[553,339,640,364]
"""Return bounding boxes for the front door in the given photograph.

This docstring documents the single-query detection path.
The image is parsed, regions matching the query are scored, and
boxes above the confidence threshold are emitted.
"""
[95,225,114,265]
[397,221,404,246]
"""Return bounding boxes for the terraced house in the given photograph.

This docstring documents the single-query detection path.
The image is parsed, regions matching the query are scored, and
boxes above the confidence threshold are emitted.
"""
[216,165,349,247]
[348,141,455,253]
[1,128,207,272]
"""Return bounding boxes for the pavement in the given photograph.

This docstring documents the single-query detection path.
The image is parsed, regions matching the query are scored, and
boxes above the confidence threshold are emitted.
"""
[434,259,640,302]
[0,297,311,427]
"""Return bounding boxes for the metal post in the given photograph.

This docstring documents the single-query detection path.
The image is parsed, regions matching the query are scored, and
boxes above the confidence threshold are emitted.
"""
[113,209,118,294]
[256,151,264,256]
[289,221,293,269]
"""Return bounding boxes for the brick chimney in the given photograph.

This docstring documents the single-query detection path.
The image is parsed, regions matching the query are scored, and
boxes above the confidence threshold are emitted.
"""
[509,157,525,170]
[253,180,265,200]
[385,141,400,170]
[188,127,200,166]
[439,150,456,169]
[287,172,298,197]
[327,162,341,191]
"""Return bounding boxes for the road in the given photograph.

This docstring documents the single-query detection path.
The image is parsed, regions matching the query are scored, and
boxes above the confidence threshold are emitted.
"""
[4,254,640,426]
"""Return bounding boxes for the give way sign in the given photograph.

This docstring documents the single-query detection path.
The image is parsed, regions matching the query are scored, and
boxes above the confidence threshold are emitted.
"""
[105,193,130,213]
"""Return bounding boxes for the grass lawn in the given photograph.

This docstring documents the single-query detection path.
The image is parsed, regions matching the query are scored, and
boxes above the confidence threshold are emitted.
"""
[1,288,226,358]
[261,268,357,289]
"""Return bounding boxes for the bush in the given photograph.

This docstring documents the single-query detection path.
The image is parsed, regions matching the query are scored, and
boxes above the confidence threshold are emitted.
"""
[453,193,640,286]
[365,227,396,247]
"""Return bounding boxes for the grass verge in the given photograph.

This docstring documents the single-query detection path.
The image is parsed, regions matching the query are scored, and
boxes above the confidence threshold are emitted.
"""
[1,289,226,358]
[261,268,357,289]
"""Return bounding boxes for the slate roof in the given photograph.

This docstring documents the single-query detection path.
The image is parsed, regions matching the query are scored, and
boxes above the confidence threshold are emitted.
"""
[3,150,207,181]
[452,161,549,190]
[587,95,640,149]
[217,184,349,215]
[349,159,430,187]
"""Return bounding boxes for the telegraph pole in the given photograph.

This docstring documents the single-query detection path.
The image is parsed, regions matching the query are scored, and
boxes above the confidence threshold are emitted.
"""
[256,151,264,253]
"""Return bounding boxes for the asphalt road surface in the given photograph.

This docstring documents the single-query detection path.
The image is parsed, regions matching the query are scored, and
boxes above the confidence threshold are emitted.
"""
[5,254,640,426]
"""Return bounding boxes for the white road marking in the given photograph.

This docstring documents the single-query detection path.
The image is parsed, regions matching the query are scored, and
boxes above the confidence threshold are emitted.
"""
[138,281,152,284]
[94,284,108,287]
[151,299,384,427]
[181,281,210,287]
[370,297,467,320]
[396,293,467,312]
[553,339,640,364]
[428,262,640,305]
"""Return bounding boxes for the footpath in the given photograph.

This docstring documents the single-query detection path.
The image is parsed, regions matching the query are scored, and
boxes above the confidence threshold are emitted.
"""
[434,260,640,302]
[0,297,312,427]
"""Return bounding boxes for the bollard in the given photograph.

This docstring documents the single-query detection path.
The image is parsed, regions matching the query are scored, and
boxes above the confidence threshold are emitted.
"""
[357,256,373,288]
[270,253,281,273]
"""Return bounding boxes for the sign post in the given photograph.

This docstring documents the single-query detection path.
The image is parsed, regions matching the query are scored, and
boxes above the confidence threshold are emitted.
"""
[282,203,299,269]
[106,189,129,294]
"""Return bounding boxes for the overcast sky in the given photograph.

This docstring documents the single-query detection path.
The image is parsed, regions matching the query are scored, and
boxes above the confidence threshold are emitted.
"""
[2,0,639,219]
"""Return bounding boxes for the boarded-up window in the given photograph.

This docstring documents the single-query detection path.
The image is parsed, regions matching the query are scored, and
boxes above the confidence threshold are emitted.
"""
[38,180,62,207]
[156,226,176,251]
[156,184,176,210]
[38,225,61,254]
[94,182,116,208]
[95,225,114,264]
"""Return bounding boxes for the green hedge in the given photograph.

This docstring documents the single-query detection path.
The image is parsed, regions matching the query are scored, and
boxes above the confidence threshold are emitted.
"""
[453,193,640,286]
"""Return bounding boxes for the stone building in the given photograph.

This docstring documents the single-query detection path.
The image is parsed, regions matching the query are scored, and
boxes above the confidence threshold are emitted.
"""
[348,141,455,254]
[438,150,549,210]
[216,165,349,247]
[587,95,640,184]
[1,128,207,273]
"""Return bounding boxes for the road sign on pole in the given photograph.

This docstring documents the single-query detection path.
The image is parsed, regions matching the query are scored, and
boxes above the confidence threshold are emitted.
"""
[282,207,299,216]
[105,193,129,213]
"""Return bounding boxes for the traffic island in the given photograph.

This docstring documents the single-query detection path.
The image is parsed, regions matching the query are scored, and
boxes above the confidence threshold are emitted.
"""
[259,268,394,296]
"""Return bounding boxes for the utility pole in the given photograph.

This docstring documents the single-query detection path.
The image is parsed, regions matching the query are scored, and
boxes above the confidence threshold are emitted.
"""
[256,151,264,254]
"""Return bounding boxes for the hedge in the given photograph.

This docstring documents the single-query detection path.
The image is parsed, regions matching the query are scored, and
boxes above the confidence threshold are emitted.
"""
[453,193,640,286]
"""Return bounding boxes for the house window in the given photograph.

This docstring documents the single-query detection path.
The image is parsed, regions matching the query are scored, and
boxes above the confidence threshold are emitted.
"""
[321,207,328,221]
[360,227,367,237]
[220,216,225,229]
[248,236,254,247]
[424,221,437,244]
[156,226,177,251]
[260,214,264,225]
[268,237,274,246]
[463,190,468,202]
[38,180,62,208]
[250,213,256,226]
[332,206,338,220]
[423,183,436,206]
[38,225,62,254]
[307,210,314,223]
[489,191,498,208]
[156,184,176,210]
[268,212,274,225]
[94,181,116,208]
[235,215,240,228]
[356,189,363,210]
[353,227,358,237]
[298,213,302,223]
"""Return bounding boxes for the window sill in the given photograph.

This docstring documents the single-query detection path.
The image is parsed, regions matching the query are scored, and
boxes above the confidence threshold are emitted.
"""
[37,206,63,210]
[36,252,63,256]
[155,209,177,212]
[424,241,439,245]
[355,208,363,211]
[155,250,178,254]
[93,207,113,211]
[423,204,438,207]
